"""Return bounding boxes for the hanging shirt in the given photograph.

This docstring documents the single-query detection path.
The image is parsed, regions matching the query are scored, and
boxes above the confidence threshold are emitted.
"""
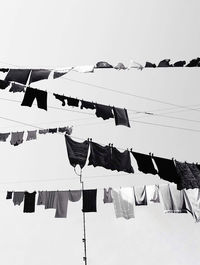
[0,133,10,142]
[110,147,134,173]
[55,191,69,218]
[68,190,82,202]
[82,189,97,212]
[65,135,89,169]
[134,186,148,206]
[5,69,31,85]
[6,191,13,199]
[103,188,113,203]
[58,127,69,133]
[73,65,95,73]
[131,151,157,175]
[9,83,25,93]
[53,93,68,106]
[45,191,58,209]
[26,130,37,141]
[23,191,37,213]
[111,187,135,219]
[113,107,130,127]
[0,79,10,89]
[37,191,47,205]
[88,141,111,169]
[10,131,24,146]
[48,128,57,134]
[80,100,96,110]
[183,188,200,222]
[39,129,48,134]
[29,69,51,84]
[146,185,160,203]
[95,103,114,120]
[96,61,113,68]
[114,63,127,70]
[13,192,24,206]
[66,97,79,107]
[21,87,47,111]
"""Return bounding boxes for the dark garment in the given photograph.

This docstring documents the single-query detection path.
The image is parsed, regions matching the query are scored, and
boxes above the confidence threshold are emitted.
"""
[26,130,37,141]
[65,135,89,169]
[21,87,47,111]
[29,69,51,84]
[53,71,68,79]
[153,156,179,184]
[157,59,172,67]
[186,163,200,187]
[0,79,10,89]
[82,189,97,212]
[131,151,157,175]
[10,131,24,146]
[80,100,95,110]
[23,191,36,213]
[175,161,199,190]
[53,93,67,106]
[39,129,48,134]
[145,62,156,68]
[49,128,57,134]
[114,63,126,70]
[88,141,111,169]
[186,58,200,67]
[103,188,113,203]
[9,83,25,93]
[6,191,12,199]
[0,132,10,142]
[66,97,79,107]
[0,68,9,73]
[173,60,186,67]
[96,61,113,68]
[111,147,134,173]
[113,107,130,127]
[13,192,24,206]
[58,127,68,133]
[5,69,31,85]
[95,104,114,120]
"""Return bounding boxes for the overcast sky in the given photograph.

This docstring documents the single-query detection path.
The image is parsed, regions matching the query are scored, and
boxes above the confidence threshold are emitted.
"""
[0,1,199,265]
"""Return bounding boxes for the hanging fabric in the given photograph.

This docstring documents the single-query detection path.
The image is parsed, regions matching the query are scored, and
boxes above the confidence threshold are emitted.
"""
[9,83,25,93]
[131,151,157,175]
[0,133,10,142]
[88,141,111,169]
[10,131,24,146]
[29,69,51,84]
[95,103,114,120]
[5,69,31,85]
[82,189,97,212]
[146,185,160,203]
[134,186,147,206]
[26,130,37,141]
[110,147,134,173]
[21,87,47,111]
[112,107,130,127]
[23,191,37,213]
[13,192,24,206]
[0,79,10,89]
[103,188,113,203]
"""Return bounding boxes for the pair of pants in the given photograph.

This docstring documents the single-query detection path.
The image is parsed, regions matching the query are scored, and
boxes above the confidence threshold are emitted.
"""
[21,87,47,111]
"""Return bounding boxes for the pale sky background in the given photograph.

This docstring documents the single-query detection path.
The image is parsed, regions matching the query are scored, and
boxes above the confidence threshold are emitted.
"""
[0,1,199,264]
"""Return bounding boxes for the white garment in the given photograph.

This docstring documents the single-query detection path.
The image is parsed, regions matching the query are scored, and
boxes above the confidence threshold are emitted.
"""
[111,188,135,219]
[128,60,143,70]
[73,65,95,73]
[183,189,200,222]
[146,185,160,203]
[134,186,147,206]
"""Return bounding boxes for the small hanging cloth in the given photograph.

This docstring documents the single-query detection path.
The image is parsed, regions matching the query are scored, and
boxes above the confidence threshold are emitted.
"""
[95,103,114,120]
[21,87,47,111]
[0,79,10,89]
[82,189,97,212]
[113,107,130,127]
[9,83,25,93]
[131,151,157,175]
[29,69,51,84]
[5,69,31,85]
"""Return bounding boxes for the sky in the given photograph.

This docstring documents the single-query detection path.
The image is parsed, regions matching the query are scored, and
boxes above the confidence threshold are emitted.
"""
[0,0,199,264]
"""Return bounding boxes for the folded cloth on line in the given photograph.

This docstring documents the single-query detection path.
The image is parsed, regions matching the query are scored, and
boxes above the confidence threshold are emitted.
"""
[134,186,147,206]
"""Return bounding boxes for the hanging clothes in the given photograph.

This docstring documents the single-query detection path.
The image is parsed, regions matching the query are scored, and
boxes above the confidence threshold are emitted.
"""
[55,191,69,218]
[186,58,200,67]
[82,189,97,212]
[10,131,24,146]
[9,83,25,93]
[128,60,143,70]
[39,129,48,134]
[157,59,172,67]
[131,151,157,175]
[53,67,73,79]
[96,61,113,68]
[112,107,130,128]
[5,69,31,85]
[110,147,134,173]
[26,130,37,141]
[146,185,160,203]
[0,133,10,142]
[65,135,89,169]
[88,141,111,169]
[145,62,156,68]
[159,184,187,213]
[0,79,10,89]
[21,87,47,111]
[37,191,47,205]
[114,63,127,70]
[183,189,200,222]
[29,69,51,84]
[23,191,37,213]
[6,191,13,199]
[103,188,113,203]
[73,65,95,73]
[95,103,114,120]
[48,128,57,134]
[111,187,135,219]
[13,192,24,206]
[58,127,69,133]
[66,97,79,107]
[134,186,147,206]
[53,93,67,106]
[68,190,81,202]
[45,191,58,209]
[0,68,9,73]
[80,100,95,110]
[186,163,200,186]
[173,61,186,67]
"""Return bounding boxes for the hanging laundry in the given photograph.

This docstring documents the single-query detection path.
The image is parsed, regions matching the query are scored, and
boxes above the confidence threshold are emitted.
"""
[114,63,127,70]
[186,58,200,67]
[66,97,79,107]
[58,126,69,133]
[112,107,130,127]
[146,185,160,203]
[95,103,114,120]
[53,67,73,79]
[26,130,37,141]
[111,187,135,219]
[65,135,89,169]
[0,68,9,73]
[23,191,37,213]
[128,60,143,70]
[10,131,24,146]
[153,156,179,184]
[175,161,199,190]
[55,191,69,218]
[134,186,147,206]
[80,100,95,110]
[103,188,113,203]
[13,192,24,206]
[73,65,95,73]
[0,132,10,142]
[96,61,113,68]
[186,163,200,186]
[110,147,134,173]
[37,191,47,205]
[183,189,200,222]
[131,151,157,175]
[45,191,58,209]
[88,141,111,169]
[9,83,25,93]
[82,189,97,212]
[6,191,13,199]
[29,69,51,84]
[53,93,68,106]
[68,190,81,202]
[0,79,10,89]
[48,128,57,134]
[21,87,47,111]
[173,60,186,67]
[157,59,172,67]
[159,184,187,213]
[39,129,48,134]
[5,69,31,85]
[145,62,156,68]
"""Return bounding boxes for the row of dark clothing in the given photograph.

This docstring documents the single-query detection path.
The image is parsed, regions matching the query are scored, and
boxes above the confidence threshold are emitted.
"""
[65,135,200,190]
[0,126,72,146]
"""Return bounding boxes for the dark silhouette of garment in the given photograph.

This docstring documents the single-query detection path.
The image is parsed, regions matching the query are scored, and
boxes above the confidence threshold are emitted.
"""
[39,129,48,134]
[21,87,47,111]
[186,58,200,67]
[66,97,79,107]
[5,69,31,85]
[9,83,25,93]
[114,63,126,70]
[65,135,89,169]
[23,191,36,213]
[29,69,51,84]
[53,71,68,79]
[0,68,9,73]
[26,130,37,141]
[110,147,134,173]
[103,188,113,203]
[0,133,10,142]
[82,189,97,212]
[173,61,186,67]
[96,61,113,68]
[88,142,111,169]
[131,151,157,175]
[80,100,95,110]
[48,128,57,134]
[10,131,24,146]
[157,59,172,67]
[6,191,12,199]
[145,62,156,68]
[95,104,114,120]
[13,192,24,206]
[153,156,179,183]
[58,127,68,133]
[0,79,10,89]
[113,107,130,127]
[187,163,200,187]
[53,93,67,106]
